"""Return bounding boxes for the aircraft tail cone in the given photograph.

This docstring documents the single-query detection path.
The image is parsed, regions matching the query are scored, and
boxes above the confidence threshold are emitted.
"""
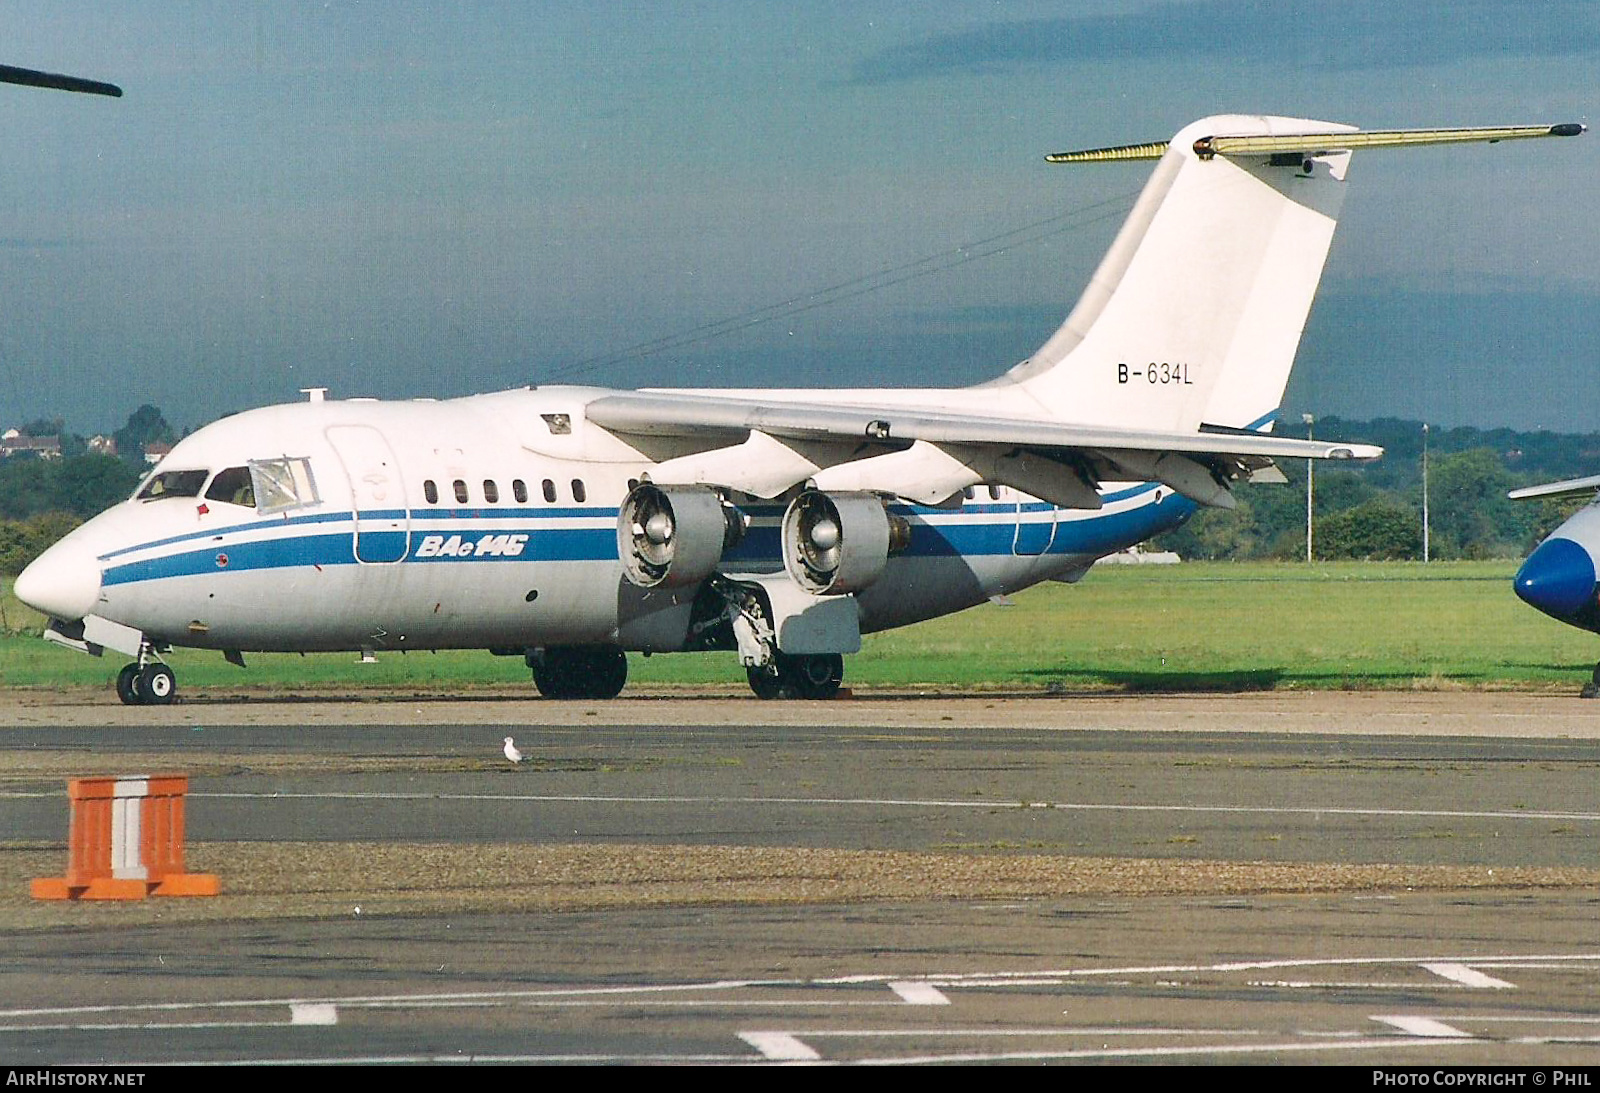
[1513,537,1598,622]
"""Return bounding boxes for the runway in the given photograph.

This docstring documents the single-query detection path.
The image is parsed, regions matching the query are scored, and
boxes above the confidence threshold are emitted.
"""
[3,690,1600,1065]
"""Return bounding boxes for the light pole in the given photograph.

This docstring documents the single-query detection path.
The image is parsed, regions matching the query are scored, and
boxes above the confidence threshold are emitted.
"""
[1303,413,1315,562]
[1422,423,1430,563]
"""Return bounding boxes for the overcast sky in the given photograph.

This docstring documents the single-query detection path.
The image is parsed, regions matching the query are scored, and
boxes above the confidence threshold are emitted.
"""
[0,1,1594,435]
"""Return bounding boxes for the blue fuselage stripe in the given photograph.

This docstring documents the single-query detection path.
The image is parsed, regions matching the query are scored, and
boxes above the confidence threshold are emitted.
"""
[99,488,1195,588]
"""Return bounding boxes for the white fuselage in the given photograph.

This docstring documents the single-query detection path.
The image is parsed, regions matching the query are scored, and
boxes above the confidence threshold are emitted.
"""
[34,387,1194,656]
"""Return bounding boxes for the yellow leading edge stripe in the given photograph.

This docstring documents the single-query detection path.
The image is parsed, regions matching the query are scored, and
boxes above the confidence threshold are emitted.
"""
[1046,123,1585,163]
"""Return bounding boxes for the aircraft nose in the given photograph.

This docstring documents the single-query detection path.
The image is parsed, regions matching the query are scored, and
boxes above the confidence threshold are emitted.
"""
[1514,537,1598,621]
[12,538,102,621]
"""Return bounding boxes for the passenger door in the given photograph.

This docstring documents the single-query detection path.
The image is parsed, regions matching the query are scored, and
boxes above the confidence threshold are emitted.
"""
[326,425,410,563]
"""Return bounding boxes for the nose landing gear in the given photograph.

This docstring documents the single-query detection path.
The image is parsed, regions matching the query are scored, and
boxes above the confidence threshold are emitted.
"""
[115,648,177,706]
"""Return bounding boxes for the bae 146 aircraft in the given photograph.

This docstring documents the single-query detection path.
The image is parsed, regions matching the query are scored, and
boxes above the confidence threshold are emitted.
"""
[12,107,1585,703]
[1511,477,1600,694]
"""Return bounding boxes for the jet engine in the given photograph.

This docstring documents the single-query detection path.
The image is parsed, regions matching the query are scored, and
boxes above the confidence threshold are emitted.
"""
[618,483,746,589]
[782,490,911,595]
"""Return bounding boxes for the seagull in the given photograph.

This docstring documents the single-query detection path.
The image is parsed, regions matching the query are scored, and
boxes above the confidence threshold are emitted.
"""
[503,736,523,764]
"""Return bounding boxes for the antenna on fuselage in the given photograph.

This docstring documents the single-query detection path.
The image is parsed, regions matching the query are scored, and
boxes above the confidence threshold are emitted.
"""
[301,387,329,403]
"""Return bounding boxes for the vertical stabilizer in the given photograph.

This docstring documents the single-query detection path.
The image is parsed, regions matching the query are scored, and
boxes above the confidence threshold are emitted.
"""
[991,115,1356,435]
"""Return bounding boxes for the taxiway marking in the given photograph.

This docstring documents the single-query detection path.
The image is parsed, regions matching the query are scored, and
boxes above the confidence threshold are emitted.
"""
[740,1032,821,1061]
[887,982,949,1005]
[1422,963,1517,989]
[1373,1016,1474,1038]
[3,951,1592,1028]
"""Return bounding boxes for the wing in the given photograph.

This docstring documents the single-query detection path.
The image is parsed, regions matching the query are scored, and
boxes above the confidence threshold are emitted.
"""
[585,390,1379,510]
[1508,475,1600,501]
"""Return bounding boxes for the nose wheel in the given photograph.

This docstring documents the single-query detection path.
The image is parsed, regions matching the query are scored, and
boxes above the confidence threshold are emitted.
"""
[115,662,177,706]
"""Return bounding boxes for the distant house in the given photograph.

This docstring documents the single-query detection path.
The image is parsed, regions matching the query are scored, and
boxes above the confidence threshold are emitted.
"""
[0,428,62,460]
[87,434,117,457]
[141,440,174,465]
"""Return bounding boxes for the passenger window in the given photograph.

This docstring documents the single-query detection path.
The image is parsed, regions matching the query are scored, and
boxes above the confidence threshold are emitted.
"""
[512,479,528,503]
[453,480,469,504]
[205,466,255,507]
[249,457,320,513]
[542,479,556,503]
[483,479,499,503]
[137,469,208,501]
[424,480,439,505]
[571,479,587,503]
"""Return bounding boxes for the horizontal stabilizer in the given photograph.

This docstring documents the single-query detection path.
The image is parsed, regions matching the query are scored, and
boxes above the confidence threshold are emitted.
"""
[1048,123,1584,163]
[1508,474,1600,501]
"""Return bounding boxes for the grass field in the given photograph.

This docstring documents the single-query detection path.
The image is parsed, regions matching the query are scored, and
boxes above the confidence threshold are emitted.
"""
[3,560,1596,694]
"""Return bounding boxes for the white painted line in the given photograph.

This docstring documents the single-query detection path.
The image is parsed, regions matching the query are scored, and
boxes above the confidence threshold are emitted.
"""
[3,951,1596,1029]
[1247,981,1471,990]
[125,1054,755,1066]
[854,1037,1472,1065]
[1422,963,1516,989]
[943,978,1079,988]
[1443,1016,1600,1024]
[739,1032,821,1061]
[891,951,1600,986]
[1474,958,1600,968]
[1512,1036,1600,1045]
[0,1021,300,1034]
[888,982,949,1006]
[767,1027,1257,1038]
[1373,1016,1474,1038]
[290,1004,338,1026]
[192,789,1600,824]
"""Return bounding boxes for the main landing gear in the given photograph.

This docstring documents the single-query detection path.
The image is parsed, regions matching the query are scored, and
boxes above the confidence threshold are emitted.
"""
[115,659,177,706]
[1582,662,1600,699]
[746,652,844,701]
[528,645,629,700]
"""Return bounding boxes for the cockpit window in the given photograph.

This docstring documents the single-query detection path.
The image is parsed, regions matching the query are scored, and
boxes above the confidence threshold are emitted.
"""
[205,466,256,507]
[137,469,208,501]
[249,457,320,513]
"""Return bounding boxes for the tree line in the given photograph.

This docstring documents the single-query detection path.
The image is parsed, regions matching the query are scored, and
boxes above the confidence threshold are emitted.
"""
[1153,417,1589,561]
[0,405,172,574]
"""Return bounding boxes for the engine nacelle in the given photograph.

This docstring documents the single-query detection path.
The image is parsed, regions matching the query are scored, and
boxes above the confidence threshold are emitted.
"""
[782,490,910,595]
[618,483,745,589]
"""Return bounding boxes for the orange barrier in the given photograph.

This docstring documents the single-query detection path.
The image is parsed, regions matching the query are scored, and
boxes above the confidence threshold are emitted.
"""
[31,775,220,901]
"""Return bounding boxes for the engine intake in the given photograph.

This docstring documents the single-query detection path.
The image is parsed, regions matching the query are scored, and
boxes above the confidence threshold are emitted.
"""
[619,483,745,589]
[782,490,909,595]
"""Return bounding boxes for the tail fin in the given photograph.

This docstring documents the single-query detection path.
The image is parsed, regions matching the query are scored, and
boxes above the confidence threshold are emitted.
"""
[988,115,1582,436]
